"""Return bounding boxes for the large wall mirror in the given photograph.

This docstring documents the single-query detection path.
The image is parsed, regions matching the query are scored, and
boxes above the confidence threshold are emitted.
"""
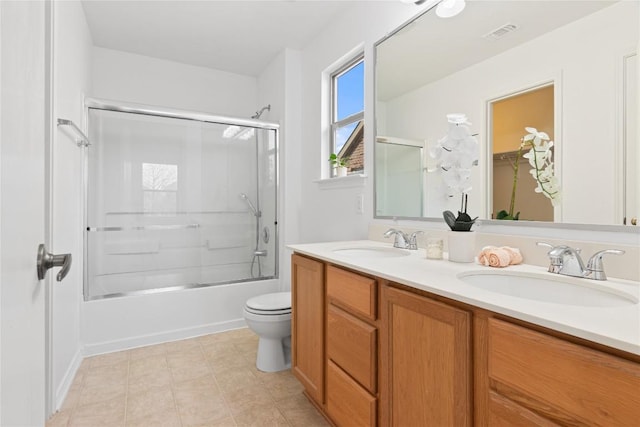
[375,0,639,226]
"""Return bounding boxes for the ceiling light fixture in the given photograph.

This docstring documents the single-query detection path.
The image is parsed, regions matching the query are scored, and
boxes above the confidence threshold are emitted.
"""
[436,0,466,18]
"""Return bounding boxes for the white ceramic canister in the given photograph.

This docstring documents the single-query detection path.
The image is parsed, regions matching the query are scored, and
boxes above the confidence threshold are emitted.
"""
[447,231,476,263]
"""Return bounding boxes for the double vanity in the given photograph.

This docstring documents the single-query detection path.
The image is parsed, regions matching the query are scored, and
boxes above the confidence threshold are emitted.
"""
[289,240,640,426]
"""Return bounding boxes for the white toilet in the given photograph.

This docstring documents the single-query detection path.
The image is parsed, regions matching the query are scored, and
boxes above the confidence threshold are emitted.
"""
[243,291,292,372]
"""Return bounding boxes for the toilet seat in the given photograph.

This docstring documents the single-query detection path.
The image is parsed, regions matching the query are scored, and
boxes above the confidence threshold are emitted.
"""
[245,292,291,315]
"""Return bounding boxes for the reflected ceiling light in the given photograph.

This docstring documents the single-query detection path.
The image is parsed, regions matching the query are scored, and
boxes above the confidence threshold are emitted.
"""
[436,0,466,18]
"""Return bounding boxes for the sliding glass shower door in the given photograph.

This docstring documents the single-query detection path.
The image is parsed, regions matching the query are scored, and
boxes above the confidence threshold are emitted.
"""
[85,104,278,300]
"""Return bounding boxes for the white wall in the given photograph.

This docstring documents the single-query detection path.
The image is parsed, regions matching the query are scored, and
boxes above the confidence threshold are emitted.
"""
[258,48,303,291]
[297,2,424,243]
[92,47,257,117]
[383,2,637,225]
[52,0,92,411]
[298,1,640,247]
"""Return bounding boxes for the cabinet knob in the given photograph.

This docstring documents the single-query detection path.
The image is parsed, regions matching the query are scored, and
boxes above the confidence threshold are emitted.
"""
[631,217,637,226]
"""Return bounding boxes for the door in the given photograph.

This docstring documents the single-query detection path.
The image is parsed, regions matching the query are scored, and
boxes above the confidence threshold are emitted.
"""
[0,1,50,424]
[380,285,472,427]
[291,254,325,405]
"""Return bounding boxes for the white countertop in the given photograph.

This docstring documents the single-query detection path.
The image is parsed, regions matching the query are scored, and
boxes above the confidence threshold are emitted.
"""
[288,240,640,356]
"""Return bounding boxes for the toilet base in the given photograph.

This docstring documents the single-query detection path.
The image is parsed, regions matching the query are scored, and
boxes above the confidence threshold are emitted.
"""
[256,335,291,372]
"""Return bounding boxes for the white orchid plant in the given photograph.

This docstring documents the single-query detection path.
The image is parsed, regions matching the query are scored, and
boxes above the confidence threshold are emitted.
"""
[497,127,561,220]
[429,113,479,198]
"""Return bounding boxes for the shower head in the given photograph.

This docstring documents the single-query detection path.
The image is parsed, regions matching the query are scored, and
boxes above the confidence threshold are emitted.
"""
[240,193,261,217]
[251,105,271,119]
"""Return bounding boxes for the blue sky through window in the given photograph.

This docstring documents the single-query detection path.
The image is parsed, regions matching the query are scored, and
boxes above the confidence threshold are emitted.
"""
[336,61,364,121]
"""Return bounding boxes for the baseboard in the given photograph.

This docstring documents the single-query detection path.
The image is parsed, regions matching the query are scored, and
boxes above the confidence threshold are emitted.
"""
[55,348,83,411]
[82,318,248,357]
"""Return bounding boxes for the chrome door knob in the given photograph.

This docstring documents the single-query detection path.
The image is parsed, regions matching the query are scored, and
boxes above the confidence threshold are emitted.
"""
[36,244,72,281]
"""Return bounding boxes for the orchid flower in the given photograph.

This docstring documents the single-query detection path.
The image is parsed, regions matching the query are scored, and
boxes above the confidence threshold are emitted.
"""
[430,113,479,197]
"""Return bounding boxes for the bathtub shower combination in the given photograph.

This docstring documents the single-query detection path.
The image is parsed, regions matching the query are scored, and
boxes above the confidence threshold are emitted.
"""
[84,99,279,300]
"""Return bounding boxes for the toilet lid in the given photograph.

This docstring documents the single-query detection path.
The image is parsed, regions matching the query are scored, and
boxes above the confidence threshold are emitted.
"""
[246,292,291,311]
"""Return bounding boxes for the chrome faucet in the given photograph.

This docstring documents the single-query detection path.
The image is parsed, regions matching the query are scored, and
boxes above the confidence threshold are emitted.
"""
[384,228,409,249]
[384,229,423,250]
[537,242,624,281]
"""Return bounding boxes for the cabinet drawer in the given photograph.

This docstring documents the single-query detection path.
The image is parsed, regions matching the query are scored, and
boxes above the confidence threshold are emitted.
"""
[327,265,377,320]
[327,304,377,393]
[327,360,377,427]
[488,318,640,426]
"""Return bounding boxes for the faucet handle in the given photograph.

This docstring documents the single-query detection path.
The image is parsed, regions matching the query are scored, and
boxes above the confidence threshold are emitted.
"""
[384,228,409,249]
[585,249,625,281]
[537,242,564,273]
[536,242,553,249]
[408,231,424,250]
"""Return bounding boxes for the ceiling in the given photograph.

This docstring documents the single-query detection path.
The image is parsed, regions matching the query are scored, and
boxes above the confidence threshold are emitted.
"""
[81,0,361,77]
[376,0,618,101]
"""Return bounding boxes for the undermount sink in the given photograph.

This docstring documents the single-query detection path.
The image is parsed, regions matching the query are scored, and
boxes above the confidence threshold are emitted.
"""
[332,246,410,259]
[457,271,638,308]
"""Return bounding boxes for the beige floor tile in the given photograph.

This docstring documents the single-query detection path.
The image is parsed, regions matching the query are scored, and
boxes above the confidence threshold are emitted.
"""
[209,417,237,427]
[47,409,72,427]
[54,329,315,427]
[83,360,129,388]
[60,385,82,412]
[214,368,262,393]
[223,384,275,415]
[264,376,304,401]
[128,367,173,395]
[170,361,212,383]
[125,385,177,423]
[78,381,127,407]
[69,396,126,427]
[233,404,289,427]
[129,354,168,378]
[126,414,181,427]
[201,342,239,361]
[173,374,221,401]
[163,337,201,354]
[209,352,252,374]
[88,350,130,368]
[128,343,166,360]
[175,394,231,426]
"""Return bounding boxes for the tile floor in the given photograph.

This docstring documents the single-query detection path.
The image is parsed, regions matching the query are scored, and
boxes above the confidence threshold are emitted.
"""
[46,328,330,427]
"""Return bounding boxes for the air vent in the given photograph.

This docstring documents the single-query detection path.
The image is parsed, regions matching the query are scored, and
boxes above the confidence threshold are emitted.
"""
[483,23,519,41]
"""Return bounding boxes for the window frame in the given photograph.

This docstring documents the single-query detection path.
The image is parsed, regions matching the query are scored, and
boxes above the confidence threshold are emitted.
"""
[330,54,364,177]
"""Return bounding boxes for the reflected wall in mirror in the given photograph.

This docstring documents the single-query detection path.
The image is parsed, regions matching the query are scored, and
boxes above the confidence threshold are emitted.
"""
[375,0,639,226]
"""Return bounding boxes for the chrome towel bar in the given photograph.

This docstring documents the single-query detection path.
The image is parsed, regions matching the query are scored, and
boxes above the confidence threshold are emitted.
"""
[57,118,91,147]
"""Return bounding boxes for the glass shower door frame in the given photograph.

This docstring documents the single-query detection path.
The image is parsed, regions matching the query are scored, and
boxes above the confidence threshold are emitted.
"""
[82,97,280,300]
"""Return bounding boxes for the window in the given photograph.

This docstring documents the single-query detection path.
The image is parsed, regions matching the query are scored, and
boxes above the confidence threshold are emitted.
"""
[142,163,178,212]
[331,56,364,176]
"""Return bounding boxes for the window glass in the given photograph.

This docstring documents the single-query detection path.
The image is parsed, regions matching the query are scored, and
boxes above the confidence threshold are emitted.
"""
[336,61,364,121]
[331,56,364,176]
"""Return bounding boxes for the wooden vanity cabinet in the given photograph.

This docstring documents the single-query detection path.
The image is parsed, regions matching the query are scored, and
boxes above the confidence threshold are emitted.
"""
[291,253,640,427]
[291,254,325,406]
[325,265,379,427]
[478,317,640,426]
[380,284,472,427]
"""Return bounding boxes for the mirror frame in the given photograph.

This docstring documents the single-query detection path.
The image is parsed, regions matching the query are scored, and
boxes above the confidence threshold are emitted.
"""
[372,3,640,234]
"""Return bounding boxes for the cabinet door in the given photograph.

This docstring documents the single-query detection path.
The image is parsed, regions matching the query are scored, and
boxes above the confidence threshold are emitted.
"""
[380,285,472,427]
[291,254,325,405]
